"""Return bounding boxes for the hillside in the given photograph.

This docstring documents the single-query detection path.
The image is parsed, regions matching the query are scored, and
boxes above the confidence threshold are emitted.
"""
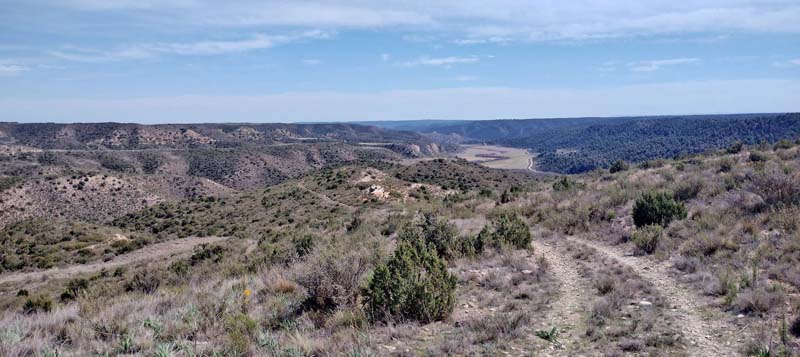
[1,138,799,356]
[376,113,800,173]
[0,122,449,152]
[0,123,456,228]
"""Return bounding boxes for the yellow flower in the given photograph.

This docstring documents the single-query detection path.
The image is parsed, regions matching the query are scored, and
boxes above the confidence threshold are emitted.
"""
[243,289,252,299]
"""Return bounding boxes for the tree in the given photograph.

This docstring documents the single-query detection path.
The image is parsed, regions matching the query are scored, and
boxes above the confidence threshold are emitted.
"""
[609,160,629,173]
[364,238,457,323]
[632,191,687,228]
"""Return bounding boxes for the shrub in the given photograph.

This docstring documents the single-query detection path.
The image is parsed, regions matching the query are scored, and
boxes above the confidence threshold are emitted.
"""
[632,191,687,228]
[364,238,457,323]
[398,212,459,260]
[125,270,162,294]
[774,139,794,150]
[224,312,258,355]
[298,250,371,310]
[632,225,662,255]
[749,162,800,209]
[292,234,315,257]
[790,315,800,338]
[672,179,704,201]
[490,213,532,249]
[23,294,53,314]
[189,244,226,265]
[718,158,734,173]
[553,177,578,192]
[749,151,768,162]
[727,141,744,154]
[609,160,629,173]
[60,278,89,301]
[466,213,532,255]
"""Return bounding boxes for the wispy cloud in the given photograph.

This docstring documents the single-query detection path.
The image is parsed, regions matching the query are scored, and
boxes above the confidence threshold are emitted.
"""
[0,62,29,76]
[48,1,800,42]
[629,58,701,72]
[453,75,479,81]
[452,37,510,45]
[49,31,331,62]
[773,58,800,68]
[302,59,322,65]
[380,53,391,62]
[402,56,480,67]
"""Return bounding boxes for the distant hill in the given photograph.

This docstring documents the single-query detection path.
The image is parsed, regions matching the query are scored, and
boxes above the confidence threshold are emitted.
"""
[371,113,800,173]
[350,120,470,132]
[0,122,449,153]
[0,122,457,227]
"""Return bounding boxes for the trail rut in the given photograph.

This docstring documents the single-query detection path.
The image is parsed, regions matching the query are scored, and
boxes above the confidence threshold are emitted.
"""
[532,240,590,354]
[0,236,227,286]
[571,237,744,356]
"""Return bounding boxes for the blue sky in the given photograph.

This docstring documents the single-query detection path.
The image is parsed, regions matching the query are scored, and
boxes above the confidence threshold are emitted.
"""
[0,0,799,123]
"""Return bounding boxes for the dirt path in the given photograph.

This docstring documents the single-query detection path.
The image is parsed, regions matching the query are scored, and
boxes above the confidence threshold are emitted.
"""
[0,236,227,286]
[571,237,744,356]
[532,239,590,355]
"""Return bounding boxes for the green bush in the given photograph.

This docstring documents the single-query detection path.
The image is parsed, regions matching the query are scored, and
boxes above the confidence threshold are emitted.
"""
[552,177,578,192]
[632,191,687,228]
[124,270,162,294]
[292,234,315,257]
[465,212,533,256]
[23,294,53,314]
[398,212,459,260]
[609,160,629,173]
[775,139,794,150]
[189,244,226,265]
[489,213,532,249]
[749,151,769,162]
[364,238,457,323]
[632,225,663,255]
[60,278,89,301]
[672,179,704,201]
[719,158,734,173]
[726,141,744,154]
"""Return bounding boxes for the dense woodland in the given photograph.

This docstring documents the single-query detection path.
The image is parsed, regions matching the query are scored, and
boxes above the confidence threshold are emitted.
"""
[371,113,800,173]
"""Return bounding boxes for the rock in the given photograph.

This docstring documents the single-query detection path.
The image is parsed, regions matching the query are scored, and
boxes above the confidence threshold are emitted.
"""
[736,314,745,319]
[638,300,652,306]
[522,269,533,274]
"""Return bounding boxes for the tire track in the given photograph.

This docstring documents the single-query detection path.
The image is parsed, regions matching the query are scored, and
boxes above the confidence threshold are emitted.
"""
[0,236,227,286]
[532,239,590,355]
[571,237,744,356]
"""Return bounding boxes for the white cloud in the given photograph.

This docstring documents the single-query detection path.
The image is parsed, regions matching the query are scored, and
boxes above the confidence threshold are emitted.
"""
[774,58,800,68]
[49,31,330,62]
[453,75,479,81]
[453,37,510,45]
[2,79,797,122]
[44,1,800,41]
[629,58,701,72]
[380,53,391,61]
[302,59,322,65]
[0,62,29,76]
[402,56,479,67]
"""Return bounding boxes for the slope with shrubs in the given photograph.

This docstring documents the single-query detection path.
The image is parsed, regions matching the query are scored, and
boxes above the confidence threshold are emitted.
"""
[1,138,800,356]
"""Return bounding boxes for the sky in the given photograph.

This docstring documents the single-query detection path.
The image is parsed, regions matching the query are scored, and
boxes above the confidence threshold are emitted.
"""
[0,0,799,123]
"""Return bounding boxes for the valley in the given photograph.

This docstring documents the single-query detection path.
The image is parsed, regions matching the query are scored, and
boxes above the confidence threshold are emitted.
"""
[455,145,535,171]
[0,120,798,355]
